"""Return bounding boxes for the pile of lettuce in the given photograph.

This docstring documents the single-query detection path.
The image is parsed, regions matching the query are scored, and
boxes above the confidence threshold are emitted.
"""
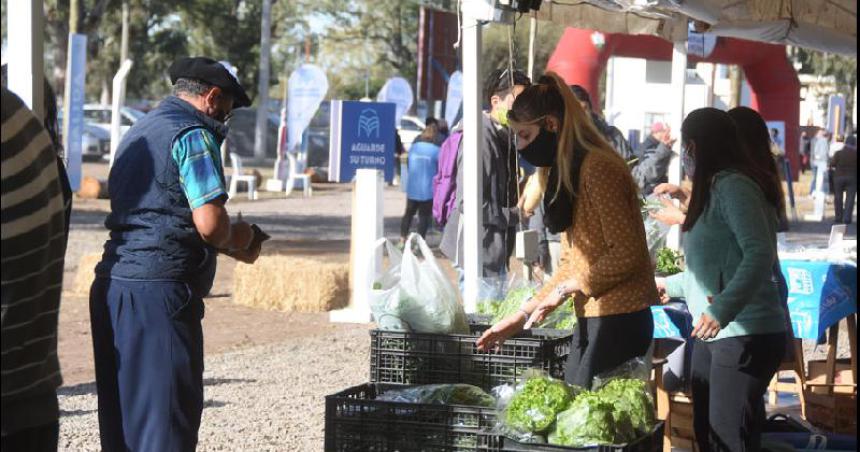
[477,286,576,330]
[497,375,656,448]
[503,376,579,434]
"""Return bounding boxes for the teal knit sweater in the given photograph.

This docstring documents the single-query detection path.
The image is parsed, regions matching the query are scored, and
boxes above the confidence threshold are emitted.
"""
[665,171,786,340]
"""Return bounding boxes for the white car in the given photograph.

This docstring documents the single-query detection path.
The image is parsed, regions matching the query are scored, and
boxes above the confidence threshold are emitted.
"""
[399,116,426,151]
[83,104,146,137]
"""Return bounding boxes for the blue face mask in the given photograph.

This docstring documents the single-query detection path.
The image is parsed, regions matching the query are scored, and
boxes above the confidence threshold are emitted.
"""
[682,147,696,179]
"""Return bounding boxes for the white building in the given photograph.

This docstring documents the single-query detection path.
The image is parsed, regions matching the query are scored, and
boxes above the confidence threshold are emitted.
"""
[602,57,754,145]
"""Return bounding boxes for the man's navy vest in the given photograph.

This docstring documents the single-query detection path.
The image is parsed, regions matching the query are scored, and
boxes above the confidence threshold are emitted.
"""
[96,96,228,296]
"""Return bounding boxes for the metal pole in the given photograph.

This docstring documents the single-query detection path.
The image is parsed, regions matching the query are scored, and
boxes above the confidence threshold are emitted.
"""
[120,1,129,63]
[461,7,484,312]
[109,59,133,167]
[7,0,45,120]
[527,13,537,80]
[667,41,687,251]
[254,0,273,160]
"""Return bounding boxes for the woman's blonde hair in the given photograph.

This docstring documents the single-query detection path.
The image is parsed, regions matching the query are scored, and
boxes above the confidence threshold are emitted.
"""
[508,72,623,204]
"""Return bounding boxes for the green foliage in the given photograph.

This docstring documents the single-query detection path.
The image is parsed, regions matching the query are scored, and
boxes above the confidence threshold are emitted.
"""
[598,378,655,438]
[655,247,683,275]
[504,375,576,434]
[549,391,617,447]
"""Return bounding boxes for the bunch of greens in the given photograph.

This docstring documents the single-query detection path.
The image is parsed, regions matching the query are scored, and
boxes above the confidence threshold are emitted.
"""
[640,196,665,216]
[597,379,655,437]
[378,384,495,407]
[548,391,617,447]
[503,376,578,434]
[655,247,684,275]
[477,288,576,330]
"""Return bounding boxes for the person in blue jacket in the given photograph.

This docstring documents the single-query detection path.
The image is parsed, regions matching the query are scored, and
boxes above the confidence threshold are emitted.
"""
[400,123,441,243]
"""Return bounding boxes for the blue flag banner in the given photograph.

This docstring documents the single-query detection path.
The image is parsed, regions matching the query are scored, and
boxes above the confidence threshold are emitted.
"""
[328,101,396,183]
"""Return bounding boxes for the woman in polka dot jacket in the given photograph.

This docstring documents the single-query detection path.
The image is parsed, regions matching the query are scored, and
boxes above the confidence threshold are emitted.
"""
[477,72,657,388]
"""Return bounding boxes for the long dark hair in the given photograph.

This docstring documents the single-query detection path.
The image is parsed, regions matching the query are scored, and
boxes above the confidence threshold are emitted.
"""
[727,107,787,223]
[681,108,781,232]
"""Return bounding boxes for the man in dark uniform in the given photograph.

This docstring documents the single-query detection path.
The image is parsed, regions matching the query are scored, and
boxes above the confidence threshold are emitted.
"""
[89,57,264,451]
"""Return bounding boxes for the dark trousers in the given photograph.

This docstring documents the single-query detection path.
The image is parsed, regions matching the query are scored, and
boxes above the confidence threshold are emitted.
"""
[564,308,653,388]
[400,199,433,239]
[0,421,59,452]
[482,226,516,278]
[90,278,205,452]
[833,176,857,224]
[691,334,785,452]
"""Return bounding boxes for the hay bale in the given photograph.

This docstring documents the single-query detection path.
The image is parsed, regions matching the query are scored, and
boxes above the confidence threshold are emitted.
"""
[77,176,107,199]
[232,256,350,312]
[70,253,103,296]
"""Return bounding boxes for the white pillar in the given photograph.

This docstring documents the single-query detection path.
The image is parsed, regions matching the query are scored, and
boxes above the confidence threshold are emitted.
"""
[7,0,45,120]
[330,169,383,323]
[460,7,484,313]
[667,41,687,251]
[109,59,133,167]
[527,14,538,81]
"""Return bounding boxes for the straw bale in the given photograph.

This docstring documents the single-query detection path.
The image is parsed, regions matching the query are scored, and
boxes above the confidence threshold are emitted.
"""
[232,255,349,312]
[70,253,103,296]
[77,176,107,199]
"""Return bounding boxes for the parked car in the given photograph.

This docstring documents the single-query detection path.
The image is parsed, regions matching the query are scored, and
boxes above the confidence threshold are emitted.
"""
[399,115,425,150]
[57,109,112,160]
[83,104,146,137]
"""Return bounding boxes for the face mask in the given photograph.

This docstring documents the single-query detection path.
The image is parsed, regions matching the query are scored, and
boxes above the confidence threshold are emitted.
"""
[682,148,696,179]
[518,128,558,167]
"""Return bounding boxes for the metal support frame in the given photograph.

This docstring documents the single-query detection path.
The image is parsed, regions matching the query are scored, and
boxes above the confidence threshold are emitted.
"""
[109,59,133,167]
[7,0,45,120]
[667,41,688,251]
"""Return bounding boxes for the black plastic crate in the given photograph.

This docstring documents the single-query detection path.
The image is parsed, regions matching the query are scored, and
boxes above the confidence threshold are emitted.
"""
[369,324,572,391]
[324,382,498,452]
[477,422,664,452]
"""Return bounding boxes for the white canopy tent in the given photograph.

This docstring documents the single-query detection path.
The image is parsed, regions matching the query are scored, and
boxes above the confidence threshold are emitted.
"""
[458,0,857,311]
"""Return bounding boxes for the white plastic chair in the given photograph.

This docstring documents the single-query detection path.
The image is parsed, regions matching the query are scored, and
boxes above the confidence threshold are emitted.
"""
[284,152,312,198]
[228,153,258,201]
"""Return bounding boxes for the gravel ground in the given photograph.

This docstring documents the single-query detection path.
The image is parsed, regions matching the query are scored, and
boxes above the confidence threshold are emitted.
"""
[58,326,370,451]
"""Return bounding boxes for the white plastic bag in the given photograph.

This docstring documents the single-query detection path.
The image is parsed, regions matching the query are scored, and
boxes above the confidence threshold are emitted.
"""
[369,234,469,334]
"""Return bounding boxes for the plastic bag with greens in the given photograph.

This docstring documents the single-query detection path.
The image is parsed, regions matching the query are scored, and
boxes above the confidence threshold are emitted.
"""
[548,391,617,447]
[597,378,655,437]
[589,357,656,442]
[476,276,575,330]
[493,370,583,443]
[377,384,495,407]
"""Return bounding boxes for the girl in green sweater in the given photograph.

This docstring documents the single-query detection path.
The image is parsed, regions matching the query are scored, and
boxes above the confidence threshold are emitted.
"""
[655,108,786,452]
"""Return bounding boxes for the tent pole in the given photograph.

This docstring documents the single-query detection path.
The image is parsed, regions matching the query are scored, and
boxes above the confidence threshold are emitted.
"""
[461,5,484,313]
[7,0,44,120]
[527,13,538,80]
[667,40,687,251]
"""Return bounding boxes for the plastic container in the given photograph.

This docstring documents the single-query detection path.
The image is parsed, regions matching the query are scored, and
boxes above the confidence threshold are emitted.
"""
[324,382,497,452]
[369,323,572,391]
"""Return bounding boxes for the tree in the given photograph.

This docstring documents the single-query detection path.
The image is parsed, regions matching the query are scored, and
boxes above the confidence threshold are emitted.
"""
[793,47,857,126]
[481,18,566,85]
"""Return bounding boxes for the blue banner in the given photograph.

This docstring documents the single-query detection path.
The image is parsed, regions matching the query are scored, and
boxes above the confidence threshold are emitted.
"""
[781,260,857,340]
[377,77,413,126]
[328,101,396,183]
[65,33,87,191]
[288,64,328,152]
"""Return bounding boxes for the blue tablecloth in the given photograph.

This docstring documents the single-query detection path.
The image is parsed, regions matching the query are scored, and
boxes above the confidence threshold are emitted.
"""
[651,304,692,339]
[780,260,857,340]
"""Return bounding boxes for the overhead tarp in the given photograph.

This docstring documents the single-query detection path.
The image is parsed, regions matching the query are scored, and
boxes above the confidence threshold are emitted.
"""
[534,0,856,56]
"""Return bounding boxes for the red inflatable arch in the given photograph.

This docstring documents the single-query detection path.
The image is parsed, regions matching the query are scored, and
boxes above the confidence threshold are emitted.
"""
[547,28,801,179]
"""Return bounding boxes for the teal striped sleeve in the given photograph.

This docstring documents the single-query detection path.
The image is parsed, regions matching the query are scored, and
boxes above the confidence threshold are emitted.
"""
[172,128,228,209]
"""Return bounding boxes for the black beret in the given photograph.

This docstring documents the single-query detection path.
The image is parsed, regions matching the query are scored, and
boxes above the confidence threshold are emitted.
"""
[168,57,251,108]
